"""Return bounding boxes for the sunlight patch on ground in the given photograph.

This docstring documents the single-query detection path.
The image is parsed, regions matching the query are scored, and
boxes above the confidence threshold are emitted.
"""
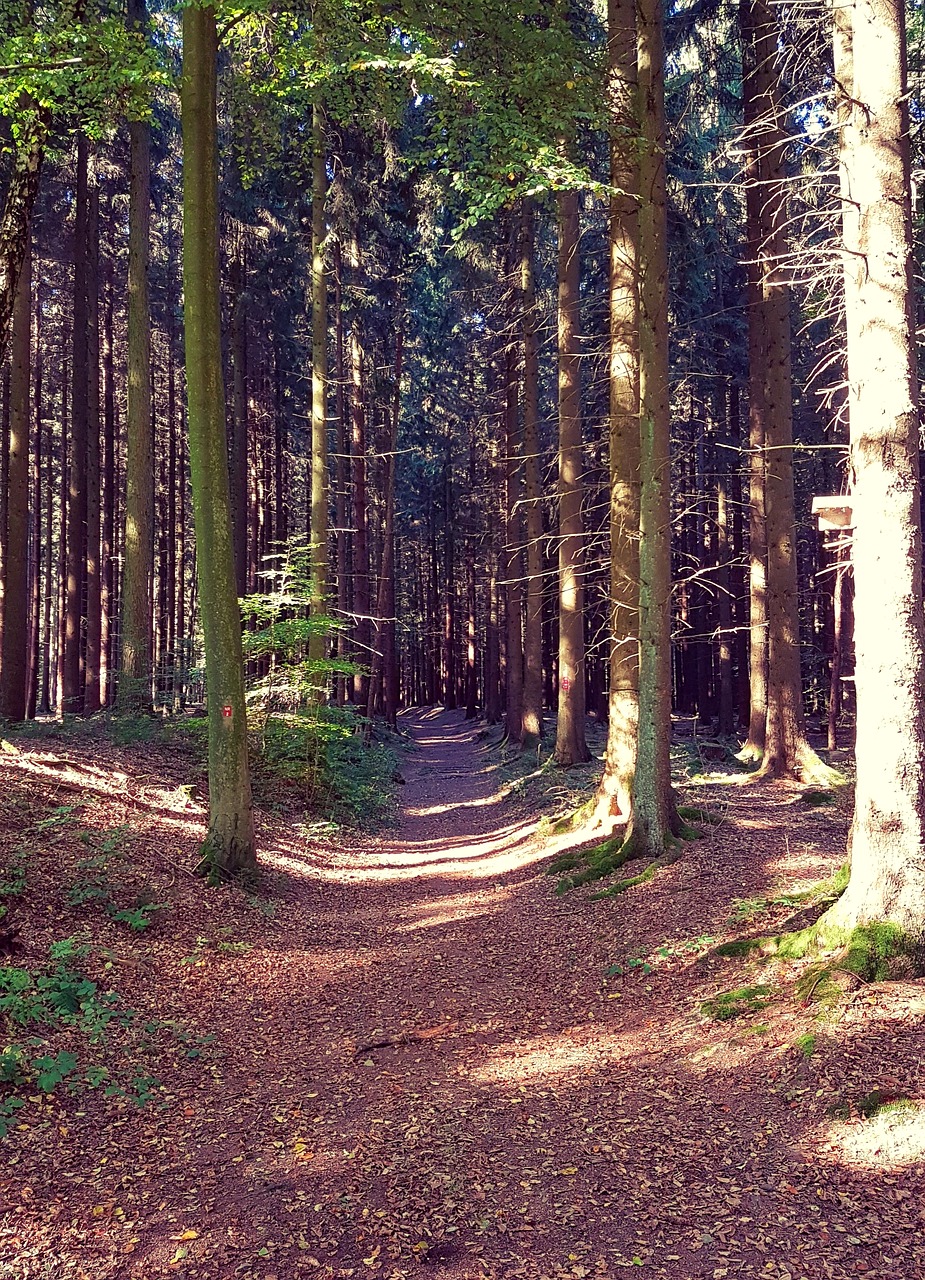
[467,1026,632,1086]
[408,794,504,816]
[812,1103,925,1171]
[394,890,506,933]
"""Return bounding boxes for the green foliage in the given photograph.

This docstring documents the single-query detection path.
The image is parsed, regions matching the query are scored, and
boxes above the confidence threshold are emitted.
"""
[0,939,171,1135]
[795,1033,817,1058]
[0,850,27,899]
[700,985,774,1023]
[64,827,168,930]
[0,3,163,140]
[260,706,400,829]
[241,539,354,710]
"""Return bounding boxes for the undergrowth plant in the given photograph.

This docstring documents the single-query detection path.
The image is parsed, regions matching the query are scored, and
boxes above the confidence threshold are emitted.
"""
[0,938,157,1135]
[236,539,400,829]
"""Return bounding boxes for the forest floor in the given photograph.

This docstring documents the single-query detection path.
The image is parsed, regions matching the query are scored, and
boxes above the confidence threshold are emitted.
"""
[0,709,923,1280]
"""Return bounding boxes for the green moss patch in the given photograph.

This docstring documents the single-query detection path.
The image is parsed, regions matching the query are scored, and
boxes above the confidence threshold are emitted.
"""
[700,984,774,1022]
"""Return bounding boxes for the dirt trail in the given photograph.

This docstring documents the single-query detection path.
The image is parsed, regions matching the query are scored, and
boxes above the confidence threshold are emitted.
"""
[1,711,924,1280]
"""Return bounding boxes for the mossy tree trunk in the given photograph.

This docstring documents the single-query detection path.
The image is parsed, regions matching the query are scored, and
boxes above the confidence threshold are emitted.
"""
[0,240,30,721]
[595,0,639,824]
[519,199,544,748]
[554,187,590,766]
[820,0,925,944]
[627,0,679,853]
[308,104,329,699]
[181,4,256,875]
[119,0,153,713]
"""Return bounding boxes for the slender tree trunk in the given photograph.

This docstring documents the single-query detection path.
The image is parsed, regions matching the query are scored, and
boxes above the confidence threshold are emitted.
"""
[627,0,679,853]
[308,104,329,694]
[554,188,590,765]
[349,313,370,706]
[63,135,88,715]
[596,0,640,824]
[27,279,41,718]
[120,0,154,712]
[100,256,115,706]
[743,0,828,780]
[520,200,544,746]
[739,0,769,761]
[229,243,249,598]
[333,242,349,705]
[181,3,255,872]
[819,0,925,941]
[0,240,30,720]
[503,327,523,740]
[444,463,457,710]
[84,152,102,715]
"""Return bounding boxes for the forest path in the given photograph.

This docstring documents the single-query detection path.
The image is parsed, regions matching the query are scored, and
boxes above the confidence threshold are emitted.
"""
[2,712,923,1280]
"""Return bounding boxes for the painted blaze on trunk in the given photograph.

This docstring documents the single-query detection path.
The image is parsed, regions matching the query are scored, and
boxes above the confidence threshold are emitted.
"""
[181,5,255,875]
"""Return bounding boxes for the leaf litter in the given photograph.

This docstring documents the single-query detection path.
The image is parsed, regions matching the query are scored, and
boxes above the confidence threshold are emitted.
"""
[0,713,921,1279]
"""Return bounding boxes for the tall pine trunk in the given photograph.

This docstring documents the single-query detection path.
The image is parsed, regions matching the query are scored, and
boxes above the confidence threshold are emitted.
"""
[819,0,925,943]
[595,0,640,824]
[554,188,590,765]
[520,200,544,746]
[63,136,88,715]
[120,0,154,712]
[308,104,329,696]
[181,4,255,873]
[627,0,679,854]
[0,240,30,720]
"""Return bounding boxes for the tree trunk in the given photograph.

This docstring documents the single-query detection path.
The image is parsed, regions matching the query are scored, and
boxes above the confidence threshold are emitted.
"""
[350,312,370,706]
[739,0,769,760]
[820,0,925,942]
[333,242,349,705]
[308,104,329,695]
[100,255,115,706]
[520,200,545,746]
[229,243,249,598]
[120,0,154,713]
[744,0,828,780]
[84,151,102,715]
[63,135,88,716]
[554,188,590,766]
[628,0,678,853]
[181,3,256,873]
[503,326,523,741]
[595,0,640,824]
[0,240,30,721]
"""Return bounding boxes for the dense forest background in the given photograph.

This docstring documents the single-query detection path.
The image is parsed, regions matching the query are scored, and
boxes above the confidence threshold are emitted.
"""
[0,0,923,873]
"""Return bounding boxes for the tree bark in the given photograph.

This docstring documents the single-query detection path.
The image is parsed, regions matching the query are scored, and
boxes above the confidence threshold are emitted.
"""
[84,150,102,714]
[120,0,154,713]
[820,0,925,942]
[519,200,544,747]
[0,240,30,721]
[553,188,590,766]
[595,0,640,824]
[628,0,678,853]
[308,104,329,695]
[63,135,88,715]
[503,325,523,741]
[181,3,256,873]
